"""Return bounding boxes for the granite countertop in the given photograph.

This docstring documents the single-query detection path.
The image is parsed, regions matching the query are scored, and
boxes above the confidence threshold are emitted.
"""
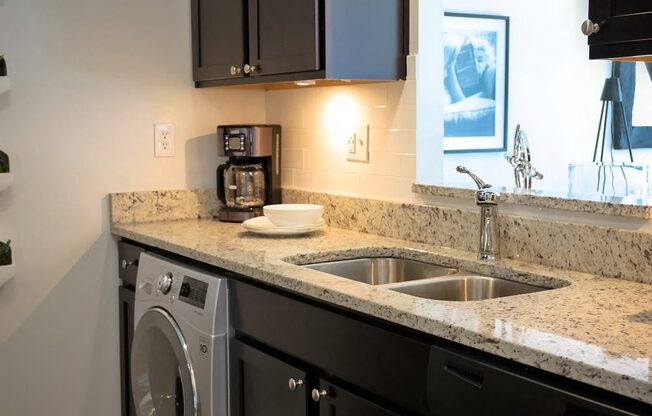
[112,219,652,405]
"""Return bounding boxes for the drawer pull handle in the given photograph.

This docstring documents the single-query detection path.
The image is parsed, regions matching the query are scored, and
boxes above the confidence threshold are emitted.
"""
[311,388,328,402]
[581,19,600,36]
[121,259,138,269]
[230,65,242,75]
[444,364,484,389]
[288,378,304,391]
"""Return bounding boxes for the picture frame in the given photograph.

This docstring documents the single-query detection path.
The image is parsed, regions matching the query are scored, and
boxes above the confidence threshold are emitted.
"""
[613,62,652,149]
[443,13,509,153]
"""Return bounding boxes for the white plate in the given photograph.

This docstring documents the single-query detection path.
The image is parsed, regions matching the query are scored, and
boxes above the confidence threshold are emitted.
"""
[242,216,326,236]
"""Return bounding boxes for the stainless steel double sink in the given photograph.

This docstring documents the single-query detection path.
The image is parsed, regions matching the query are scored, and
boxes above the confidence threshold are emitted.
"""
[301,257,550,301]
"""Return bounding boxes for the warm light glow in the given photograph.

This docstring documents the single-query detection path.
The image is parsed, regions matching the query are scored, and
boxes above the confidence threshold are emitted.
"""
[294,80,316,86]
[321,93,362,150]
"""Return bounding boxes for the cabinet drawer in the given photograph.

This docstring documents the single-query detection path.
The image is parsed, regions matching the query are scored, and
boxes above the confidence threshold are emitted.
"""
[230,279,430,415]
[118,241,145,287]
[428,345,647,416]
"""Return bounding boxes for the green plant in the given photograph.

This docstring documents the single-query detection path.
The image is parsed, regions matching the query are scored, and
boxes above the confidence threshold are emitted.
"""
[0,150,9,173]
[0,55,6,77]
[0,240,11,266]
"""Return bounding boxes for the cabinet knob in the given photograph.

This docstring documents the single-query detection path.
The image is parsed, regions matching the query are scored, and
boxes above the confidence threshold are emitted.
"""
[230,65,242,75]
[243,64,258,74]
[581,19,600,36]
[288,378,304,391]
[311,388,328,402]
[121,259,137,269]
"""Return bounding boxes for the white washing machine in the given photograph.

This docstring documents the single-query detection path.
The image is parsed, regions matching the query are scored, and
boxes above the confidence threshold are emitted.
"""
[131,252,229,416]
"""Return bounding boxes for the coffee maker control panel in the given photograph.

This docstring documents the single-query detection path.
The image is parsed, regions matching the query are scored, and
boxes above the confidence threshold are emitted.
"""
[225,134,246,152]
[218,125,277,158]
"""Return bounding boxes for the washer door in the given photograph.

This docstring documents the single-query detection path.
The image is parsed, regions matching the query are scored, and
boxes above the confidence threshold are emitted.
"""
[131,307,199,416]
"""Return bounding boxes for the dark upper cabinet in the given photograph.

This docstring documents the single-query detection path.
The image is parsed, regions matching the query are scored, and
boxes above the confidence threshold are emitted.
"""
[248,0,320,77]
[192,0,408,88]
[192,0,246,81]
[585,0,652,60]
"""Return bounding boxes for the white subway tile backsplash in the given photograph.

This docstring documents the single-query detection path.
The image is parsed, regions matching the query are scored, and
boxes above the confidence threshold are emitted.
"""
[369,129,389,153]
[281,168,294,188]
[400,154,417,179]
[268,81,417,201]
[281,148,302,169]
[386,129,417,154]
[387,81,416,107]
[302,149,325,171]
[293,169,316,190]
[369,152,403,177]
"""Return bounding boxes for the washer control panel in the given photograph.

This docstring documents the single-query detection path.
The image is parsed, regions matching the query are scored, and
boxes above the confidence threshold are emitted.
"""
[179,275,208,309]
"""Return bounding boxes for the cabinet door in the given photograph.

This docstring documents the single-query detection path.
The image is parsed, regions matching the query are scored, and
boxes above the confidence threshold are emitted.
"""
[192,0,246,81]
[118,286,136,416]
[316,380,400,416]
[588,0,652,46]
[247,0,320,76]
[231,340,308,416]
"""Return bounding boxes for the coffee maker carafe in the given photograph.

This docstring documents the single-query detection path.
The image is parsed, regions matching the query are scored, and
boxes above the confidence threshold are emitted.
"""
[216,125,281,222]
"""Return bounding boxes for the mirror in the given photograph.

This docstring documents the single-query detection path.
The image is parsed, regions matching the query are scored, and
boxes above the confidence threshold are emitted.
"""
[421,0,652,204]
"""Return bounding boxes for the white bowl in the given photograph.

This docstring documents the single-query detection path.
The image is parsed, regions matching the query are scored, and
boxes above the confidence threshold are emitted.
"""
[263,204,324,227]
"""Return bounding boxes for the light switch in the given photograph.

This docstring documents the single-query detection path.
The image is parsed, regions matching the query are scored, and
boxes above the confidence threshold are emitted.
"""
[346,124,369,163]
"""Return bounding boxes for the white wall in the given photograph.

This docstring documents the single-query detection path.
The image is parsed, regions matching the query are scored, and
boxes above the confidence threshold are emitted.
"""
[0,1,265,415]
[440,0,610,192]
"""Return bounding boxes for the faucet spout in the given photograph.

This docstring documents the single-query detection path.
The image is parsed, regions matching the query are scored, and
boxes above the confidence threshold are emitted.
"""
[504,124,543,190]
[456,167,501,261]
[456,166,492,189]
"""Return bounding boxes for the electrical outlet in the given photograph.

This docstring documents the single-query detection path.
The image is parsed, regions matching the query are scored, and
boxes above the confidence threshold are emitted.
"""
[347,134,356,154]
[346,124,369,162]
[154,123,175,157]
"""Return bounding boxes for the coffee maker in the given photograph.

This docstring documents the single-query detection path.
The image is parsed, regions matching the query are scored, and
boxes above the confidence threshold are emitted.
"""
[216,125,281,222]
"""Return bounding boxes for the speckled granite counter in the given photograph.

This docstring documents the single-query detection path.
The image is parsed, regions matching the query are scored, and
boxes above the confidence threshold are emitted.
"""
[111,219,652,405]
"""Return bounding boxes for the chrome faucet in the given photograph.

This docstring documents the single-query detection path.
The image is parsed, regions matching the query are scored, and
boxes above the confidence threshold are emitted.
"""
[457,166,501,262]
[504,124,543,190]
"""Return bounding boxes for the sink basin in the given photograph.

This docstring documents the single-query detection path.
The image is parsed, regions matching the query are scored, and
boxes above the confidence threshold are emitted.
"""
[301,257,458,285]
[299,257,552,301]
[385,275,549,301]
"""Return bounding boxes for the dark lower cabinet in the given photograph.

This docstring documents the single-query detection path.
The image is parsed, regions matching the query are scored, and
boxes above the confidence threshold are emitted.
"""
[316,380,400,416]
[118,286,136,416]
[230,277,651,416]
[117,241,145,416]
[230,338,401,416]
[428,345,646,416]
[231,340,308,416]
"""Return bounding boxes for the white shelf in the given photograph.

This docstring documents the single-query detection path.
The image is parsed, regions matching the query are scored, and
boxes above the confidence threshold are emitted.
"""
[0,77,9,94]
[0,263,15,288]
[0,172,13,192]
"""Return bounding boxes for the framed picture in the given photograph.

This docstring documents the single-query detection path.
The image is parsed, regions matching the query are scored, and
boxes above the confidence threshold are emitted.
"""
[443,13,509,153]
[613,62,652,149]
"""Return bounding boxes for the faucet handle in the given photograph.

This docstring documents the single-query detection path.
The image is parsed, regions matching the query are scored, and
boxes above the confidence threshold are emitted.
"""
[456,166,492,190]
